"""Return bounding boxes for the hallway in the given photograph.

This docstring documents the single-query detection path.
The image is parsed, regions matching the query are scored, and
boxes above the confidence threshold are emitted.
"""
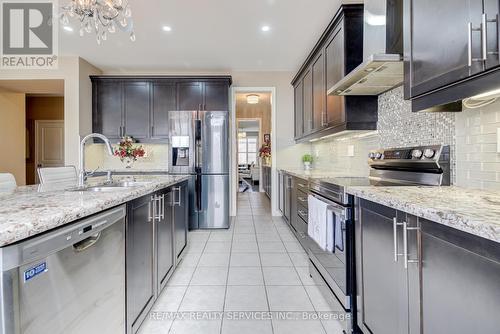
[139,192,347,334]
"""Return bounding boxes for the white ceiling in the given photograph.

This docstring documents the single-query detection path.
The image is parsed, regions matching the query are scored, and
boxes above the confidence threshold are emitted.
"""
[59,0,351,72]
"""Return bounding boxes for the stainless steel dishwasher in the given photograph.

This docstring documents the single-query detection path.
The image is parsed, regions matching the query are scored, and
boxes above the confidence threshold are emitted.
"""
[0,205,126,334]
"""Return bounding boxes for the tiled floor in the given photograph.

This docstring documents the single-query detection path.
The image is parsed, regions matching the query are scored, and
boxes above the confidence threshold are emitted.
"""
[139,192,347,334]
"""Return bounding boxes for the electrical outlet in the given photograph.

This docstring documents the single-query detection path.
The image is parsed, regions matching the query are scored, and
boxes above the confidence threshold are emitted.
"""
[347,145,355,157]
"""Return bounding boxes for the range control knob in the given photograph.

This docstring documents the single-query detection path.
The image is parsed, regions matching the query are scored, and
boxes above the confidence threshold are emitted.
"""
[375,152,383,159]
[424,148,436,159]
[411,149,423,159]
[368,152,376,159]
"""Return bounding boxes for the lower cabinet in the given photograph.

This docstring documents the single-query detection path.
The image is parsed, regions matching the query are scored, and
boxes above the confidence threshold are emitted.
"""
[356,199,500,334]
[262,166,272,198]
[126,183,189,334]
[173,180,189,262]
[126,194,156,334]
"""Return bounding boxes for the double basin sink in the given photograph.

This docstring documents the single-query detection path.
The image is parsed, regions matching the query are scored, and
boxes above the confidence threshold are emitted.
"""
[71,181,153,192]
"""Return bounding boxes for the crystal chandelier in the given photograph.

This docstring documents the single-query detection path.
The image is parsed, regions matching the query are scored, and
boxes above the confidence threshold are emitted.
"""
[60,0,135,44]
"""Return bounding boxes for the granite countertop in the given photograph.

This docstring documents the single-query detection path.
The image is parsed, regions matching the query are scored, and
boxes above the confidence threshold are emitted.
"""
[347,186,500,244]
[0,175,189,247]
[279,168,361,180]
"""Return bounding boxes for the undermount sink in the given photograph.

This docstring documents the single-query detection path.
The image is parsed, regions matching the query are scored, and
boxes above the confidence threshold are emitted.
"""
[70,181,153,192]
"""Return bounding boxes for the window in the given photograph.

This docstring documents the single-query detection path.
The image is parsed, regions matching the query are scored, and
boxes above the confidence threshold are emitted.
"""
[238,136,258,165]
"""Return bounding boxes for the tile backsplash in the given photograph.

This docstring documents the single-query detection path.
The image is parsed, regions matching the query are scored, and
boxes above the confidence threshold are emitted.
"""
[312,86,458,183]
[455,102,500,190]
[85,143,169,171]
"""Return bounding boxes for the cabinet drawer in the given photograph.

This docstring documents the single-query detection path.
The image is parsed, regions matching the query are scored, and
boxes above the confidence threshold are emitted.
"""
[297,205,308,223]
[296,189,309,208]
[295,178,309,194]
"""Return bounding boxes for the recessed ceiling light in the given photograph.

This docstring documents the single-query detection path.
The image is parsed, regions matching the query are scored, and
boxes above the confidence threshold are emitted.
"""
[162,26,172,32]
[63,26,73,32]
[261,25,270,32]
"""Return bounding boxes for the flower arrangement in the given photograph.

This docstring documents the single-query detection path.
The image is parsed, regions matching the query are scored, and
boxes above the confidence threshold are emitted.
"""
[302,154,313,170]
[114,136,146,168]
[259,142,271,165]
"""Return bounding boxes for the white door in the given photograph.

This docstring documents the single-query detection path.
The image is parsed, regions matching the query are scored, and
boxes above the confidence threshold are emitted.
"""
[35,120,64,183]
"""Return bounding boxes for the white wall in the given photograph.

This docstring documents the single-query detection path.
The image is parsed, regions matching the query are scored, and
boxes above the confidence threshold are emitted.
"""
[0,92,26,185]
[0,56,102,167]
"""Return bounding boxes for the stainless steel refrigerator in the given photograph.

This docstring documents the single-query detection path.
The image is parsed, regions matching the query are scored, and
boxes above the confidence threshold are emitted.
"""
[169,110,229,229]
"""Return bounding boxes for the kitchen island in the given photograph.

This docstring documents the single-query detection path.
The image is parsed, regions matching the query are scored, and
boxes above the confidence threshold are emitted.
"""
[0,175,190,334]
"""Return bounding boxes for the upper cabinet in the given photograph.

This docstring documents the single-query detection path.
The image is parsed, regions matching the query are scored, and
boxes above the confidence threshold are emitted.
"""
[291,5,378,142]
[404,0,500,111]
[92,76,231,142]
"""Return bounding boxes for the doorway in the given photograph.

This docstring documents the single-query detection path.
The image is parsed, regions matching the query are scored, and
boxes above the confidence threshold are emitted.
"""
[231,88,276,216]
[237,119,261,192]
[0,80,64,185]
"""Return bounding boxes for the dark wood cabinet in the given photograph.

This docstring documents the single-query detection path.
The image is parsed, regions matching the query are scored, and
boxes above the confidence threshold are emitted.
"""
[124,82,150,140]
[325,23,346,127]
[156,189,174,292]
[91,76,231,142]
[356,199,500,334]
[294,81,304,139]
[151,83,176,139]
[126,194,155,334]
[302,69,313,135]
[177,81,203,111]
[93,81,123,139]
[203,82,229,111]
[404,0,500,111]
[173,181,189,262]
[312,51,326,131]
[291,5,377,142]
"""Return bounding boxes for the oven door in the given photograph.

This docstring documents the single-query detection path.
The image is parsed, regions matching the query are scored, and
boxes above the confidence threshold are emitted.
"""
[307,192,351,310]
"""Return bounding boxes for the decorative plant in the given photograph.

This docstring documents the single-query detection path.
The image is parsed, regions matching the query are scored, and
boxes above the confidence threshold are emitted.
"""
[302,154,314,163]
[114,136,146,162]
[259,142,271,158]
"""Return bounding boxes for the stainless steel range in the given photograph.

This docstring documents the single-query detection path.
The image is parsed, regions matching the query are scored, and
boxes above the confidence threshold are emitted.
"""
[306,144,451,334]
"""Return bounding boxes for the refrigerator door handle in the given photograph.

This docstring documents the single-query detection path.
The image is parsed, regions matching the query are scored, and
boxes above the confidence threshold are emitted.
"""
[196,175,202,212]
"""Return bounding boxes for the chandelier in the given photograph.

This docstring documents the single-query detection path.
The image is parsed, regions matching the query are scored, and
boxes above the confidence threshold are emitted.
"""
[60,0,135,44]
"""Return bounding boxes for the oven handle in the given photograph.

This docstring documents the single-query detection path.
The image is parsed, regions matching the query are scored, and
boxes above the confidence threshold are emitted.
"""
[309,193,347,217]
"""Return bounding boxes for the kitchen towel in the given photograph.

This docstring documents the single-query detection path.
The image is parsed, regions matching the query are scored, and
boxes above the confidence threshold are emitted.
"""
[308,195,329,251]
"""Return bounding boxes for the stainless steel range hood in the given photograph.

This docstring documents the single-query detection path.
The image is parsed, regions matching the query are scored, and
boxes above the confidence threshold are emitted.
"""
[328,0,403,96]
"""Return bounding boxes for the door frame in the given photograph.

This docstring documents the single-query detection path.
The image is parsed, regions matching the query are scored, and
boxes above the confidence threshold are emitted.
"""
[34,120,65,183]
[230,87,277,216]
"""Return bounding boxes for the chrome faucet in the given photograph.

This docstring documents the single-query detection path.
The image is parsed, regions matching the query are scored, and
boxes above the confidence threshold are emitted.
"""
[78,133,114,187]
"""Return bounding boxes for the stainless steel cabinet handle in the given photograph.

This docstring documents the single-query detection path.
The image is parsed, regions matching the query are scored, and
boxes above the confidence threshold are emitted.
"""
[403,221,420,269]
[393,217,403,262]
[173,186,181,206]
[298,196,307,202]
[468,21,483,67]
[482,13,488,60]
[148,197,153,222]
[298,183,307,188]
[160,194,165,220]
[298,210,307,216]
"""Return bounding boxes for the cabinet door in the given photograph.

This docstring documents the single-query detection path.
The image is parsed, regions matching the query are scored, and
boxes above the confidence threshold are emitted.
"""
[151,83,176,139]
[312,51,326,131]
[408,0,484,97]
[174,182,189,259]
[178,82,203,111]
[360,200,408,334]
[203,82,228,111]
[484,0,500,69]
[302,69,313,135]
[157,191,174,290]
[126,195,155,330]
[123,82,150,140]
[94,81,123,139]
[284,175,292,223]
[294,81,304,139]
[325,25,345,126]
[419,219,500,334]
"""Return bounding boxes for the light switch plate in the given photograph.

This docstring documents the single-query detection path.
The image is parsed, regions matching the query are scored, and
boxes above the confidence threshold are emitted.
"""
[347,145,355,157]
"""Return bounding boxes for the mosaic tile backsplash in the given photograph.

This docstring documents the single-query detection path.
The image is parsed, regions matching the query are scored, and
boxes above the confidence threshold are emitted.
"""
[312,86,458,182]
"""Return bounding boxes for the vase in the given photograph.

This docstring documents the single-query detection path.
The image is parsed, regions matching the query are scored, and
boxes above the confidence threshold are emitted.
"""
[123,157,134,169]
[304,161,312,170]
